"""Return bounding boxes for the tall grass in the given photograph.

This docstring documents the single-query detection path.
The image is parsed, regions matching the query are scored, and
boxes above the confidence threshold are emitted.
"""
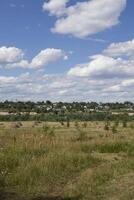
[0,121,134,200]
[0,123,101,199]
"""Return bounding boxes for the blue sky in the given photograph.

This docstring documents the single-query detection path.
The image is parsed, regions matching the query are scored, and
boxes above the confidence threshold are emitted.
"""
[0,0,134,102]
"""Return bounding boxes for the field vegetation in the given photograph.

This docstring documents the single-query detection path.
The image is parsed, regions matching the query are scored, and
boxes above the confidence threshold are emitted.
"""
[0,120,134,200]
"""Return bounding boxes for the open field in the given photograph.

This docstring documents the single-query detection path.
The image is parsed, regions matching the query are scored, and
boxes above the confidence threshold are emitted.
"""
[0,121,134,200]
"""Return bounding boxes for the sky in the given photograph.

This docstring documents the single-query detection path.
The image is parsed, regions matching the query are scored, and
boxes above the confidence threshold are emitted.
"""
[0,0,134,102]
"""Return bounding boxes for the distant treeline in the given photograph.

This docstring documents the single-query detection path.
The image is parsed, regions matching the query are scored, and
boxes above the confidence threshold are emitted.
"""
[0,100,134,113]
[0,100,134,122]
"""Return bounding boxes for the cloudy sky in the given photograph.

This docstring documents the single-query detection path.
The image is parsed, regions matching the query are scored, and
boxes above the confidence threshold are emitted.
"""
[0,0,134,102]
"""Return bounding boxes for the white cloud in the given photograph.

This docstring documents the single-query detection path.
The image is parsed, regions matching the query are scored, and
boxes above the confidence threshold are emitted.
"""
[58,89,68,95]
[104,85,121,92]
[0,76,16,84]
[68,39,134,78]
[0,47,23,63]
[1,39,134,102]
[0,47,67,69]
[103,39,134,57]
[6,60,30,69]
[122,79,134,87]
[31,48,67,68]
[43,0,69,16]
[0,72,134,102]
[43,0,127,38]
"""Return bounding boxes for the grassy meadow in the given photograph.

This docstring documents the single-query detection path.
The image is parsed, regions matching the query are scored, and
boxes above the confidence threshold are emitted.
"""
[0,121,134,200]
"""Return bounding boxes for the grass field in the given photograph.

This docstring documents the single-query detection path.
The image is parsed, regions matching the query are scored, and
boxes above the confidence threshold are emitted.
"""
[0,121,134,200]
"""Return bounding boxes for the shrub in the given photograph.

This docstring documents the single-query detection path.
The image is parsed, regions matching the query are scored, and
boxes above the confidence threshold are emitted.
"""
[67,119,70,128]
[74,121,79,128]
[77,128,87,141]
[122,120,127,128]
[104,123,109,131]
[112,125,117,134]
[42,124,55,137]
[104,120,111,130]
[130,123,134,129]
[115,120,119,127]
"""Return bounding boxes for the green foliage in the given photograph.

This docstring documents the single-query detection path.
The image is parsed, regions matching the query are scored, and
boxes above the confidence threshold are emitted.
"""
[130,123,134,129]
[67,119,70,128]
[42,124,55,137]
[74,121,79,128]
[96,142,134,155]
[122,120,127,128]
[0,145,100,198]
[115,120,119,127]
[76,127,87,141]
[112,125,117,134]
[1,121,134,200]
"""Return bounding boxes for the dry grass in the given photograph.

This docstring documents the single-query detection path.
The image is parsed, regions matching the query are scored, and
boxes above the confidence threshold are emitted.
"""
[0,121,134,200]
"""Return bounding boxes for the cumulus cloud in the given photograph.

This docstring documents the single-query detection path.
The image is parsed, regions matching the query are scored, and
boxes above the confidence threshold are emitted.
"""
[6,60,30,69]
[43,0,127,38]
[103,39,134,57]
[43,0,69,16]
[0,71,134,101]
[0,76,16,84]
[68,55,134,77]
[68,39,134,78]
[31,48,67,68]
[0,47,23,63]
[0,47,67,69]
[1,39,134,102]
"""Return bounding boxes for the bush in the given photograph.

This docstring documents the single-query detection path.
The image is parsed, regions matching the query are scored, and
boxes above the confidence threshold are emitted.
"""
[42,124,55,137]
[74,121,79,128]
[104,120,111,130]
[130,123,134,129]
[122,120,127,128]
[67,120,70,128]
[104,123,110,131]
[112,125,117,134]
[77,128,87,141]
